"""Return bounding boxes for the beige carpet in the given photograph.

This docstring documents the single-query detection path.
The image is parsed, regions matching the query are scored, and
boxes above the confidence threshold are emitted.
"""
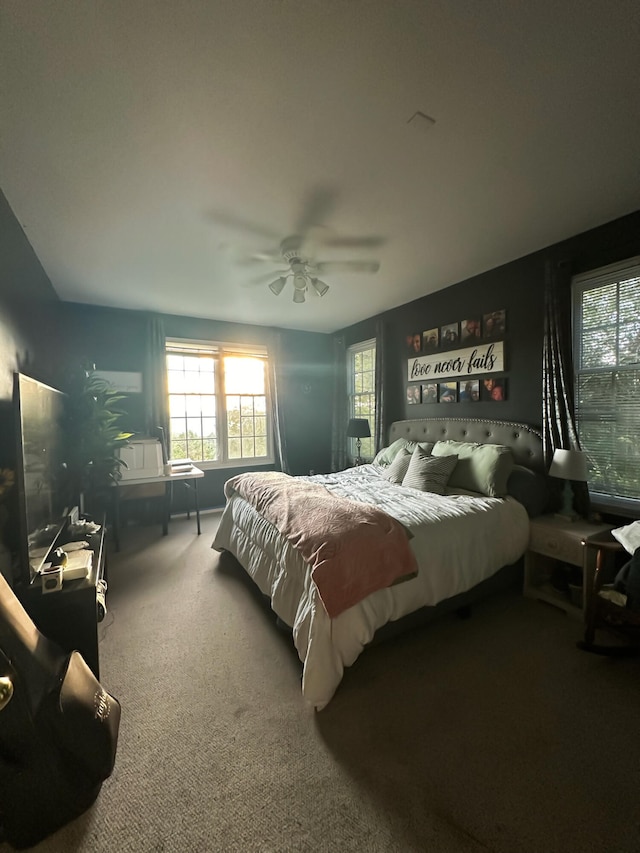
[6,511,640,853]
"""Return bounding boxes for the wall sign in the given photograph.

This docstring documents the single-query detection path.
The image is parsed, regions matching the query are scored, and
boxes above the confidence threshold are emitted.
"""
[408,341,504,382]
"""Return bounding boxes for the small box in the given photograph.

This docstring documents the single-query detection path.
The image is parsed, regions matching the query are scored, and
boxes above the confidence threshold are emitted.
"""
[41,564,63,594]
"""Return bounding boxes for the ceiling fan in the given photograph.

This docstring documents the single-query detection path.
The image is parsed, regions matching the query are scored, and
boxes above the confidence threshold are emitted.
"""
[254,233,381,303]
[207,187,383,303]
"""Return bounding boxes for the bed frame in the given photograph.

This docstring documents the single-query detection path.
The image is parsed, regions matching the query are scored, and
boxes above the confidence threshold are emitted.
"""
[371,417,545,645]
[388,417,545,473]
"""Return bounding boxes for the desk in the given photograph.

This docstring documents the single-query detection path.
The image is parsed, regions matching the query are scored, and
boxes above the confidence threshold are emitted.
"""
[111,465,204,550]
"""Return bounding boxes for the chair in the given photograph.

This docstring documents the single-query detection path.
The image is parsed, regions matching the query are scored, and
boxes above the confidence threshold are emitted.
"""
[577,532,640,656]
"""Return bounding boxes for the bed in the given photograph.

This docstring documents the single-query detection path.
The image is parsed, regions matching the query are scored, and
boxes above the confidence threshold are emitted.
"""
[212,418,548,710]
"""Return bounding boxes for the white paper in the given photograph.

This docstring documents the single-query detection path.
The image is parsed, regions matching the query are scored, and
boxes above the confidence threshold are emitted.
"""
[611,520,640,555]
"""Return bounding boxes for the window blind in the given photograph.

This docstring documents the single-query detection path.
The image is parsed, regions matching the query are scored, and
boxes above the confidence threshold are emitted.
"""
[573,257,640,511]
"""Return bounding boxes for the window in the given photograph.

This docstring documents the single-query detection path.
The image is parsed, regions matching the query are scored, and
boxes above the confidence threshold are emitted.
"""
[166,340,272,468]
[347,338,376,460]
[573,257,640,512]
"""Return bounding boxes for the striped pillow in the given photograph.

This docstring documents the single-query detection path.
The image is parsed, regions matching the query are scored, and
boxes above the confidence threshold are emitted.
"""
[381,448,412,484]
[402,447,458,494]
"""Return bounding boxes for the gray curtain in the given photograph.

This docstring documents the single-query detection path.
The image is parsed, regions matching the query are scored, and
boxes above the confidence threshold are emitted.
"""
[331,334,348,472]
[374,318,386,451]
[267,331,290,474]
[145,314,170,461]
[542,259,590,516]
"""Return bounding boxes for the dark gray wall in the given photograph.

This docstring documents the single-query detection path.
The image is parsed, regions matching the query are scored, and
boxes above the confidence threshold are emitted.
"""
[57,304,334,509]
[0,191,63,583]
[338,209,640,438]
[0,190,62,466]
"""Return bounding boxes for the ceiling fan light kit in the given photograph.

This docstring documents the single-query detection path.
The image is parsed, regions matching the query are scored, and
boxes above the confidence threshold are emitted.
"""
[268,276,287,296]
[311,278,329,297]
[268,270,331,303]
[226,196,382,304]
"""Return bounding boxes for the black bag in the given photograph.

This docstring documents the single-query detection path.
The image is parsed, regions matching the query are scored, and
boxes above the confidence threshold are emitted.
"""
[0,573,121,849]
[614,547,640,612]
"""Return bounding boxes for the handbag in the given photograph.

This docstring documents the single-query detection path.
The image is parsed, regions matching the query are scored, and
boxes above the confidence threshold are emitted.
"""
[0,573,121,848]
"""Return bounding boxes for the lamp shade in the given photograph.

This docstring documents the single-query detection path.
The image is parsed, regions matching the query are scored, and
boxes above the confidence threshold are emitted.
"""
[548,448,588,482]
[346,418,371,439]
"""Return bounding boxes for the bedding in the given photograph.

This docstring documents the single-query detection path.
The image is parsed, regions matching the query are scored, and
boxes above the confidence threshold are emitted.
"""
[223,471,417,618]
[213,419,537,710]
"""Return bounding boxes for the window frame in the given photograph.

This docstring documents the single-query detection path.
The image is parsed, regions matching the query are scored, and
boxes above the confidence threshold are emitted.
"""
[166,338,275,470]
[572,256,640,516]
[347,337,376,462]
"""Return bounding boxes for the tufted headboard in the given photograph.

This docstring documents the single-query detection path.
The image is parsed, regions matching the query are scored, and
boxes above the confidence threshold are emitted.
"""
[388,418,545,474]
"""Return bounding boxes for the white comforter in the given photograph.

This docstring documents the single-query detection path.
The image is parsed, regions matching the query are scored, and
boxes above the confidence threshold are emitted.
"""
[212,464,530,710]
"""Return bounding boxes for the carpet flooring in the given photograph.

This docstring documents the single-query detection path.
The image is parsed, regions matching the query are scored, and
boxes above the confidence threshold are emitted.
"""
[4,511,640,852]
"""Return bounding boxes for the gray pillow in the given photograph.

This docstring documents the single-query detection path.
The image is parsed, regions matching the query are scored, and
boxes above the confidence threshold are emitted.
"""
[431,440,514,497]
[373,439,434,467]
[507,465,550,517]
[402,447,458,494]
[381,448,412,483]
[373,438,411,467]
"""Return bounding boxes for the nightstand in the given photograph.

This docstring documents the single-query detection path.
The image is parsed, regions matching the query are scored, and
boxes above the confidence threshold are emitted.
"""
[523,515,614,619]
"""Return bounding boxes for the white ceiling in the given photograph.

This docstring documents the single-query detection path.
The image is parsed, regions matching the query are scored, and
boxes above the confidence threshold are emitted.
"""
[2,1,640,334]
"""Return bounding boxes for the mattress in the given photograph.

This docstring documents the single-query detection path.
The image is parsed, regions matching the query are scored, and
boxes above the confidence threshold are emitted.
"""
[212,464,530,709]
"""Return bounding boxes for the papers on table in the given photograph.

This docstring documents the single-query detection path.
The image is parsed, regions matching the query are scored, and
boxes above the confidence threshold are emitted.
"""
[611,520,640,555]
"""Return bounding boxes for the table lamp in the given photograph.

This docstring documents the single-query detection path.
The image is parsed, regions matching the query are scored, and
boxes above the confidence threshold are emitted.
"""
[346,418,371,466]
[548,448,588,522]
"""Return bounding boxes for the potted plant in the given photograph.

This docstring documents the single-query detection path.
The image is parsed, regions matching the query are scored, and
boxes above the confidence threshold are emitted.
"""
[63,364,133,515]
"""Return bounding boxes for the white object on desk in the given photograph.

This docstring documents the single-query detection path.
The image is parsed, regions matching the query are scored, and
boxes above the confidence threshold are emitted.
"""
[118,439,164,480]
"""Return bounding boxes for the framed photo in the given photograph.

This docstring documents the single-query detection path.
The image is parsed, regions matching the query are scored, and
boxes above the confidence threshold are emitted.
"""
[460,318,481,343]
[406,332,422,355]
[440,322,459,347]
[422,328,439,351]
[438,382,457,403]
[458,379,479,402]
[407,384,421,404]
[421,382,438,403]
[482,309,506,340]
[481,377,507,401]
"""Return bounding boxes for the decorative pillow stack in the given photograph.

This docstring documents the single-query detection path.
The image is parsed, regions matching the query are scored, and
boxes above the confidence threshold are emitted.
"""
[402,446,458,494]
[431,439,514,497]
[373,438,435,468]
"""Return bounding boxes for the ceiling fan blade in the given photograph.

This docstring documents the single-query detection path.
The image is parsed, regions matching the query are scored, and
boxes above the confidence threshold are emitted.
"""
[321,235,386,249]
[247,250,282,263]
[314,260,380,274]
[205,209,281,242]
[240,270,290,287]
[294,186,338,237]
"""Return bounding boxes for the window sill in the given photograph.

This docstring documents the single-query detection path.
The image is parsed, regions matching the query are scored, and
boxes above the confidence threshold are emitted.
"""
[591,493,639,519]
[193,458,276,472]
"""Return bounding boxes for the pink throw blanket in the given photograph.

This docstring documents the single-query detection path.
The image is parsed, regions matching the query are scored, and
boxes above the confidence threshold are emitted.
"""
[224,471,418,618]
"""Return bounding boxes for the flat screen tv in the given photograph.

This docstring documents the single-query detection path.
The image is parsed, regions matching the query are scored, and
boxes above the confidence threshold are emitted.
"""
[13,373,72,585]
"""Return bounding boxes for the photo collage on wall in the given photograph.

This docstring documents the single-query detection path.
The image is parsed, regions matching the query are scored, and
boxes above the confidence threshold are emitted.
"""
[406,310,507,404]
